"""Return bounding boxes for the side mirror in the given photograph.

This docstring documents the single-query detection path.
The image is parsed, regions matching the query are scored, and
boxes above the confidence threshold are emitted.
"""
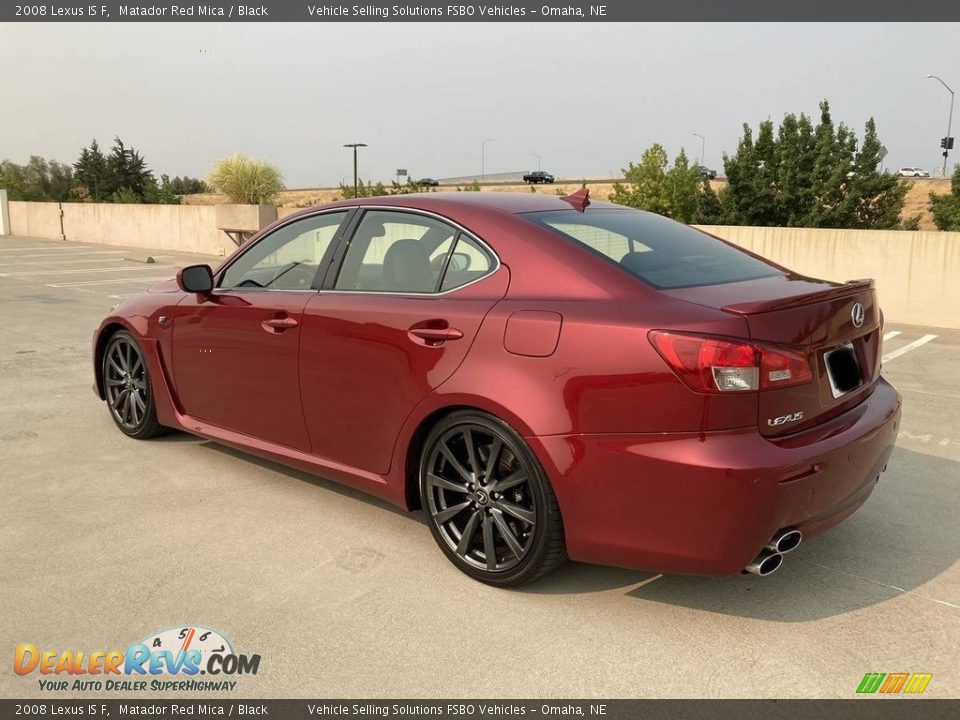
[177,264,214,294]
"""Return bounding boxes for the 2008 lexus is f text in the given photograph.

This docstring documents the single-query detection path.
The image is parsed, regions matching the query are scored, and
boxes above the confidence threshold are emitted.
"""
[93,190,901,585]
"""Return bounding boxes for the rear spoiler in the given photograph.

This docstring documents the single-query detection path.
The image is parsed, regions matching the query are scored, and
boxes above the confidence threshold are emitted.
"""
[721,278,875,315]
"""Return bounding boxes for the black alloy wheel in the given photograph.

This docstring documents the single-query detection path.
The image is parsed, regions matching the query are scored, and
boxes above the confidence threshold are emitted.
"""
[420,411,566,586]
[102,331,165,439]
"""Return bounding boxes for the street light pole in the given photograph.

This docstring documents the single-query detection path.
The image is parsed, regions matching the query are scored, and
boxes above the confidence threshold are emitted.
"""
[927,74,955,177]
[481,139,494,183]
[343,143,367,196]
[531,153,541,171]
[692,133,706,166]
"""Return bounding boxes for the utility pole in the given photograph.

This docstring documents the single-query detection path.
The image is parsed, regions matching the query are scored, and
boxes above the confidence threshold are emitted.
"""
[481,139,495,183]
[531,153,541,171]
[343,143,367,196]
[692,133,706,166]
[927,74,954,177]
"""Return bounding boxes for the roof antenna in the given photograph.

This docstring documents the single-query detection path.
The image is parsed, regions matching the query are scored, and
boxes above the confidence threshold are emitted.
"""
[562,187,590,212]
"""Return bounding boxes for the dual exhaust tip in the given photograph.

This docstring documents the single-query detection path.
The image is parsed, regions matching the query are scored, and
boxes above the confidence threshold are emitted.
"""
[744,528,802,577]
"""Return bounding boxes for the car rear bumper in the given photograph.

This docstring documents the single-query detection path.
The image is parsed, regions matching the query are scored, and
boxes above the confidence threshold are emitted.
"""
[530,377,901,575]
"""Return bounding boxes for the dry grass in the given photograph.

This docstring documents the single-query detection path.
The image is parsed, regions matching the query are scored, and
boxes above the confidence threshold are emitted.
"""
[184,177,951,230]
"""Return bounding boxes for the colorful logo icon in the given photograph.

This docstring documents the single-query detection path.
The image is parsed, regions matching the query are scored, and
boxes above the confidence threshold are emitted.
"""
[857,672,933,694]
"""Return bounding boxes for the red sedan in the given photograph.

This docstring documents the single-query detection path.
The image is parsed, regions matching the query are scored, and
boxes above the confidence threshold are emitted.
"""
[93,191,901,585]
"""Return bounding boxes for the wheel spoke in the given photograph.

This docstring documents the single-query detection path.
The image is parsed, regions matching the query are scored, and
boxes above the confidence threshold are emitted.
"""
[121,392,132,424]
[130,355,143,375]
[108,356,125,377]
[124,342,133,371]
[110,388,127,410]
[491,509,524,559]
[482,514,497,570]
[491,469,527,493]
[495,500,535,526]
[105,378,124,387]
[456,510,483,555]
[434,500,472,524]
[426,472,469,495]
[463,428,479,480]
[482,437,502,484]
[439,443,474,484]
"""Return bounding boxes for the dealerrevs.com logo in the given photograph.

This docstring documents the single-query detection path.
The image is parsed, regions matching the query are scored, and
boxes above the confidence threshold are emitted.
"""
[14,626,261,693]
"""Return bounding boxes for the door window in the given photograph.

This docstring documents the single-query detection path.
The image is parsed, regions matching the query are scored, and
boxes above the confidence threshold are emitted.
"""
[219,211,348,291]
[333,210,458,293]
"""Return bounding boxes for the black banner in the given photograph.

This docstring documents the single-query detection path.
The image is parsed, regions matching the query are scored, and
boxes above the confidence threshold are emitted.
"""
[2,0,960,22]
[1,700,959,720]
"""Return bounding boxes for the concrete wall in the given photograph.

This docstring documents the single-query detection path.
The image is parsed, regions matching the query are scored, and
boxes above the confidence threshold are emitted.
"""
[4,200,959,328]
[8,201,63,240]
[694,225,960,329]
[4,201,269,256]
[0,190,10,235]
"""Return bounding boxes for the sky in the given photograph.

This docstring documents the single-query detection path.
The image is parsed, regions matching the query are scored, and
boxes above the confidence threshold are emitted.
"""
[1,22,958,186]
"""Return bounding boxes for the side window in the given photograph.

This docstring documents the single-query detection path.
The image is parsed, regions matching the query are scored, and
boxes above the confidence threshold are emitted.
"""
[439,234,495,292]
[219,211,347,291]
[334,210,456,293]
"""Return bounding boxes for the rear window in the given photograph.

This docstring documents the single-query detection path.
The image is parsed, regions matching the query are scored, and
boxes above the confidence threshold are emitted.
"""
[520,208,781,289]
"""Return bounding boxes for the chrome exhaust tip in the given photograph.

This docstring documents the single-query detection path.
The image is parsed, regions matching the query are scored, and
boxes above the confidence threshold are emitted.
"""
[766,528,802,554]
[744,550,783,577]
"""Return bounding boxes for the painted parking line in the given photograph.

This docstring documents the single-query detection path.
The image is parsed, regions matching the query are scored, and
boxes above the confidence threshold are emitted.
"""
[0,257,127,267]
[1,251,126,259]
[883,331,902,341]
[882,334,938,364]
[46,276,172,287]
[0,265,173,277]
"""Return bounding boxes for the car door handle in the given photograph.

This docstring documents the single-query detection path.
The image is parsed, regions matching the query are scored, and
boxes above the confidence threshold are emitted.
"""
[262,317,299,332]
[409,327,464,343]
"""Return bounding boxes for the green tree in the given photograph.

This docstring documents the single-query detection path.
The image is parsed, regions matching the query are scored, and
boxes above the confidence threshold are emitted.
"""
[208,154,284,204]
[722,100,911,229]
[610,144,670,215]
[106,137,152,200]
[0,156,72,201]
[694,178,723,224]
[610,144,705,222]
[930,165,960,230]
[73,140,110,201]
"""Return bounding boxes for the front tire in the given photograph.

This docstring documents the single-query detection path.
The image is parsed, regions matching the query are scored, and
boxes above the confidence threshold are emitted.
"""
[102,330,166,439]
[419,410,566,586]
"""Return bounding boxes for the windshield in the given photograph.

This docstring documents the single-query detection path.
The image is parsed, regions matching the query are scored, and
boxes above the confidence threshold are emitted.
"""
[520,208,782,289]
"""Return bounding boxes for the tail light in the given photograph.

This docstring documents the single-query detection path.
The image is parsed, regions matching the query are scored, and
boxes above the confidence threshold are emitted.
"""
[649,331,812,393]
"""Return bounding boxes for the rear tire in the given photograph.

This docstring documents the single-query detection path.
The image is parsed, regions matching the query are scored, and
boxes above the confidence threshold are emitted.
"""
[419,410,566,586]
[102,330,167,439]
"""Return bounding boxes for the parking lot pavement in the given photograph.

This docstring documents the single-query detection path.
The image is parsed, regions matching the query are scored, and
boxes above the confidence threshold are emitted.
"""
[1,235,958,699]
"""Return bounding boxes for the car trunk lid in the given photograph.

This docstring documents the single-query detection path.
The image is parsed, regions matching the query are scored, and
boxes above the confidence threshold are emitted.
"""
[664,274,882,436]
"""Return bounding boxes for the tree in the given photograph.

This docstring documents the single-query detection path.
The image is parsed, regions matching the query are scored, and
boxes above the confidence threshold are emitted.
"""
[207,154,284,204]
[107,137,152,200]
[0,156,72,201]
[930,165,960,230]
[610,144,704,222]
[165,176,207,195]
[721,100,911,229]
[73,140,110,201]
[694,178,723,224]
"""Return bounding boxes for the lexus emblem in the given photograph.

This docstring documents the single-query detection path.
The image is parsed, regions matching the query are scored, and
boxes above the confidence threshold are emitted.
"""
[851,302,865,328]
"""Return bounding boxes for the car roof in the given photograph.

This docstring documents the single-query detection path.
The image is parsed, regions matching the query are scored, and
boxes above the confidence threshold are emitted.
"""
[313,191,621,216]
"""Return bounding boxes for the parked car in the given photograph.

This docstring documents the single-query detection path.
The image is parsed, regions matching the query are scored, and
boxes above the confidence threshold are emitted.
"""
[94,191,900,586]
[896,167,930,177]
[417,178,440,187]
[523,170,555,184]
[697,165,718,179]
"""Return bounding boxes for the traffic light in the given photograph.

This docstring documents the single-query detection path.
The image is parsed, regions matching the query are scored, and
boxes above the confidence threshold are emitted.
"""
[942,137,955,150]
